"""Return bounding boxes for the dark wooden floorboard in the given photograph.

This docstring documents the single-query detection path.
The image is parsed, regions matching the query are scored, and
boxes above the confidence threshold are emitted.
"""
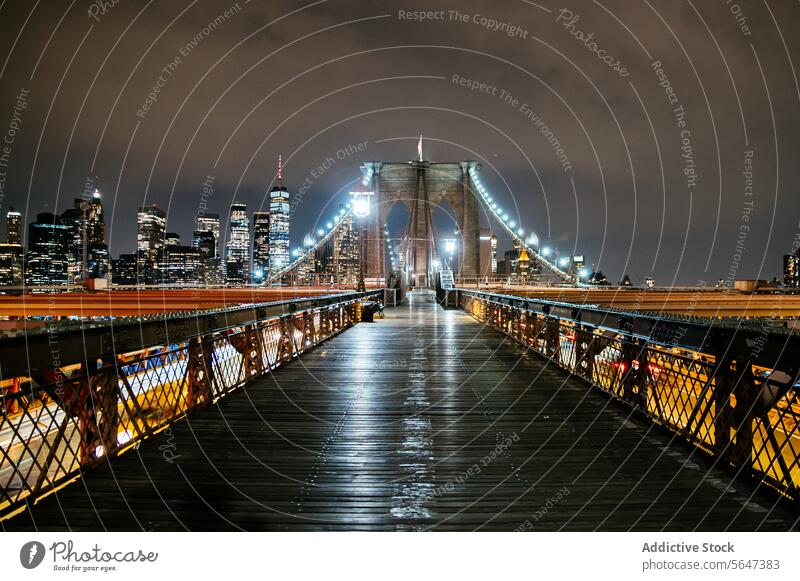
[4,291,797,531]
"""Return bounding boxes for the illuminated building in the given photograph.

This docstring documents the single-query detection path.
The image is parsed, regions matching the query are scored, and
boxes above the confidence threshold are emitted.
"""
[0,243,23,287]
[163,245,201,286]
[252,211,270,283]
[225,202,250,284]
[192,230,222,286]
[59,206,84,283]
[6,208,22,245]
[137,204,166,283]
[784,250,800,288]
[491,235,497,274]
[196,213,220,257]
[333,206,358,284]
[517,246,531,284]
[25,213,71,286]
[315,237,334,279]
[193,230,215,258]
[68,183,110,281]
[111,253,138,286]
[86,244,109,280]
[268,156,291,273]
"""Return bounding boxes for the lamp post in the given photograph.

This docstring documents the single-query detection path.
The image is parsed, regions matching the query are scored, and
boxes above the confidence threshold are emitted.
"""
[349,188,374,292]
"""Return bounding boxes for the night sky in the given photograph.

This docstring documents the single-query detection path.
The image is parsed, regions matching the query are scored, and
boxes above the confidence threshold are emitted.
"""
[0,0,798,285]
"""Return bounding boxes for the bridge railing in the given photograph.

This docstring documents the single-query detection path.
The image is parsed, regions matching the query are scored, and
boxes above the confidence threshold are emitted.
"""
[0,290,388,519]
[449,288,800,503]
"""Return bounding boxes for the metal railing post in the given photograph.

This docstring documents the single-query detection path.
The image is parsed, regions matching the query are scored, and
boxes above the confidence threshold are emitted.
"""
[713,356,757,468]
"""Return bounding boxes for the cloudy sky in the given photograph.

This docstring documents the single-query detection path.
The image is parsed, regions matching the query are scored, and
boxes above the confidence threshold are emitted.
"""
[0,0,798,284]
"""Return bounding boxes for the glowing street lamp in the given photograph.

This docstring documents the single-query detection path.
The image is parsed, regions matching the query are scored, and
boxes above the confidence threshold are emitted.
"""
[349,188,374,291]
[350,189,373,218]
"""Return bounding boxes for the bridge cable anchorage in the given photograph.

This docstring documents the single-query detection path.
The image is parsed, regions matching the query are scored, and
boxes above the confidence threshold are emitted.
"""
[467,166,586,287]
[266,207,356,284]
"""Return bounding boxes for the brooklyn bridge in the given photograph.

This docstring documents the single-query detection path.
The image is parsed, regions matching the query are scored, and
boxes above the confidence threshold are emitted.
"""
[1,158,799,531]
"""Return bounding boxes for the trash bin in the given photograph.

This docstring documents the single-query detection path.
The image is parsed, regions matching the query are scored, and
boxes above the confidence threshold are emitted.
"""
[361,301,376,322]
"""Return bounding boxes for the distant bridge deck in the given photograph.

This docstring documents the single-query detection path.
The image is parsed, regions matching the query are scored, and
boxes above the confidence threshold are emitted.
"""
[5,291,796,531]
[0,287,358,319]
[454,286,800,318]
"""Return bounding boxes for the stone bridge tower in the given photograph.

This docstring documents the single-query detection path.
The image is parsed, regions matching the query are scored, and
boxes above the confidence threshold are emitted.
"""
[361,160,481,287]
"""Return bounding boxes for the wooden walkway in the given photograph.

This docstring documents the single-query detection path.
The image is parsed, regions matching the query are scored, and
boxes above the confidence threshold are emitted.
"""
[5,291,797,531]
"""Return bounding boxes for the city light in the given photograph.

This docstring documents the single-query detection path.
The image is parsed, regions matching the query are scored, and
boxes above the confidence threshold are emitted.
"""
[542,247,551,257]
[350,190,373,218]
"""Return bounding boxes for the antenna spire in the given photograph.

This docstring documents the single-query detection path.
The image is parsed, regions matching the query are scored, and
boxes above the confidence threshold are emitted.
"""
[277,155,283,184]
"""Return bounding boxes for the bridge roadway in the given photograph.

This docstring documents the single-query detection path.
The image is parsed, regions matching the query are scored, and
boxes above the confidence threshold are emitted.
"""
[4,291,797,531]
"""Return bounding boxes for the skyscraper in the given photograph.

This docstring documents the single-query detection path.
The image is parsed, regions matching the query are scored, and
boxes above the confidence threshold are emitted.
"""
[84,186,106,246]
[193,229,223,286]
[0,244,23,288]
[268,156,291,274]
[226,202,250,285]
[59,206,83,283]
[25,213,71,286]
[137,204,167,284]
[6,208,21,245]
[784,250,800,288]
[252,211,270,283]
[490,235,497,274]
[62,183,109,282]
[196,213,220,257]
[333,206,358,284]
[193,230,216,259]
